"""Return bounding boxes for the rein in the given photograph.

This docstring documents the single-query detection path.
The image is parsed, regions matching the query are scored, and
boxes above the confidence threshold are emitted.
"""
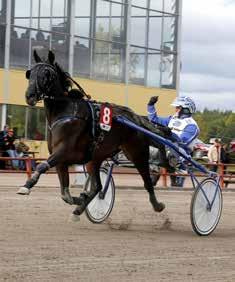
[65,73,91,100]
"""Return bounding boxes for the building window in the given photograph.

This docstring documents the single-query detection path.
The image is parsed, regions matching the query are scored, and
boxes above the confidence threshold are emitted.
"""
[5,0,179,89]
[27,107,45,140]
[0,23,5,67]
[0,0,6,67]
[147,52,161,87]
[73,37,91,77]
[6,104,26,137]
[131,7,147,47]
[10,27,30,69]
[75,0,91,38]
[129,46,145,85]
[6,104,46,140]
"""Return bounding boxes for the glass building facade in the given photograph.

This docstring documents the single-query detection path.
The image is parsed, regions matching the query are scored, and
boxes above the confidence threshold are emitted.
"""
[0,0,181,140]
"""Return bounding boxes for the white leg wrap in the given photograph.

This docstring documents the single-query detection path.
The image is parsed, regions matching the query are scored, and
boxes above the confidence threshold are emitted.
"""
[17,187,31,195]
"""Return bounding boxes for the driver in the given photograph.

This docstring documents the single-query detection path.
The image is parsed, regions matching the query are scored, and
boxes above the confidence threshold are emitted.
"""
[147,96,200,185]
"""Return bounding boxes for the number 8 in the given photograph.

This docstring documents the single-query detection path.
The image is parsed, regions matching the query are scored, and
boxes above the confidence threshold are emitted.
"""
[103,107,111,124]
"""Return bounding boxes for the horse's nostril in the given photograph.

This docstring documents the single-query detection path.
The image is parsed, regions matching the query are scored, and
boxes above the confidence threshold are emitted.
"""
[26,90,35,99]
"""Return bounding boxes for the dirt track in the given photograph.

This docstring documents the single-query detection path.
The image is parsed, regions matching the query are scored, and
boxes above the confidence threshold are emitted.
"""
[0,186,235,282]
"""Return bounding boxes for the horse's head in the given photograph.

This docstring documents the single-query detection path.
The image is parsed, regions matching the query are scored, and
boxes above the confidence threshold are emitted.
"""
[25,50,71,106]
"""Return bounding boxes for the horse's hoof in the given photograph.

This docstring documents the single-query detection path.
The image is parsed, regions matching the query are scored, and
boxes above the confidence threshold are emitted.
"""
[17,187,30,195]
[154,202,165,213]
[61,195,74,205]
[70,213,80,222]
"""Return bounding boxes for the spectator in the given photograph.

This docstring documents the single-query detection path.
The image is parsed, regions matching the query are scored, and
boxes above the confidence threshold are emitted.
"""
[231,142,235,152]
[3,128,19,169]
[12,29,18,39]
[34,129,44,140]
[15,138,30,170]
[220,143,230,175]
[227,143,235,164]
[0,125,9,169]
[0,124,9,136]
[21,28,30,39]
[220,143,229,164]
[207,139,221,172]
[36,30,45,42]
[4,128,15,150]
[0,125,8,149]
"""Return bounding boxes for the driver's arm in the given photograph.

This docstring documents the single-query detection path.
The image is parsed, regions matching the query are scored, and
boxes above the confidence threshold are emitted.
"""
[147,104,171,126]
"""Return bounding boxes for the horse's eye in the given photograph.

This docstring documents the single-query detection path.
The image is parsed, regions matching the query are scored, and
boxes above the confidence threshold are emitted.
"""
[45,69,51,78]
[26,70,31,79]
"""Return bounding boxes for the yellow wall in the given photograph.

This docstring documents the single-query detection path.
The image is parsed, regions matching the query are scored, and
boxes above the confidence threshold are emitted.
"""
[0,69,176,115]
[0,69,29,105]
[76,77,176,116]
[1,69,177,158]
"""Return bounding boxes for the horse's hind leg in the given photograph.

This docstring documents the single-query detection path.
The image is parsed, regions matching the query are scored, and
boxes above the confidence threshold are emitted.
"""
[136,164,165,212]
[72,161,103,216]
[122,144,165,212]
[56,164,74,205]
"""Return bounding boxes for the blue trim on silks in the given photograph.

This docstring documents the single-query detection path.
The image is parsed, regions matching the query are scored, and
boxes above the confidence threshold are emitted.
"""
[182,124,200,146]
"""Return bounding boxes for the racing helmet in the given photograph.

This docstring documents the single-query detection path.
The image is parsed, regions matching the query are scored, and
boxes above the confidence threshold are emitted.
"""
[171,96,196,114]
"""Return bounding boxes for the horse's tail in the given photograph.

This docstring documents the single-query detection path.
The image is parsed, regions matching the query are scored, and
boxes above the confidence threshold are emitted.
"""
[112,105,170,138]
[138,116,171,138]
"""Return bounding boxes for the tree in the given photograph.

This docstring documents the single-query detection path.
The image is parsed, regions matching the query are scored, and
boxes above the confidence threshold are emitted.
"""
[194,110,235,144]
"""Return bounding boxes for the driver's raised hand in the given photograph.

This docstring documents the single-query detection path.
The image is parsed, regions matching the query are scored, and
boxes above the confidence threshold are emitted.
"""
[148,96,159,106]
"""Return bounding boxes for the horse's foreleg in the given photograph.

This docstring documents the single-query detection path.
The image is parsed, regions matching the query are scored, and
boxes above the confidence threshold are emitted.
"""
[17,151,62,195]
[17,161,51,195]
[56,164,74,205]
[73,162,102,216]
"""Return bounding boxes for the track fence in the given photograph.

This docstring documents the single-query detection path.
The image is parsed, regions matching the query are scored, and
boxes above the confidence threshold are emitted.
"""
[0,156,234,188]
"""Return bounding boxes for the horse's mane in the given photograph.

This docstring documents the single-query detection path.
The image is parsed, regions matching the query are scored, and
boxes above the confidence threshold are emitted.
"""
[54,62,85,99]
[54,62,73,90]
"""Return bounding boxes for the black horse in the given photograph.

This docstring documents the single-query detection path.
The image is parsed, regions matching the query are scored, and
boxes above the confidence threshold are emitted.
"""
[17,50,171,217]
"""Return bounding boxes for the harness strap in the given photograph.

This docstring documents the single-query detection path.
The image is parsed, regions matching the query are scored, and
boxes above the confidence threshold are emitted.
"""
[47,100,106,161]
[87,101,97,138]
[49,116,88,131]
[65,73,91,100]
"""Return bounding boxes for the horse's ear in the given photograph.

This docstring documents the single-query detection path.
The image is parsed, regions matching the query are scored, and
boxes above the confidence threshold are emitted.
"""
[33,50,42,63]
[48,50,55,64]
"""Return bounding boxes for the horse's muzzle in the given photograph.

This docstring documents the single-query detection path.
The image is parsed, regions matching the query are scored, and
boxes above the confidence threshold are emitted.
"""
[25,90,37,106]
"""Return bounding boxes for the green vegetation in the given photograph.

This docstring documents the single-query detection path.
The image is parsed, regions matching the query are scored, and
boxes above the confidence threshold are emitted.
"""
[194,109,235,143]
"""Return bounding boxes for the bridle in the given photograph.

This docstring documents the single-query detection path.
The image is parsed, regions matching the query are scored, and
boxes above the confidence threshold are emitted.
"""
[28,62,59,102]
[27,62,91,103]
